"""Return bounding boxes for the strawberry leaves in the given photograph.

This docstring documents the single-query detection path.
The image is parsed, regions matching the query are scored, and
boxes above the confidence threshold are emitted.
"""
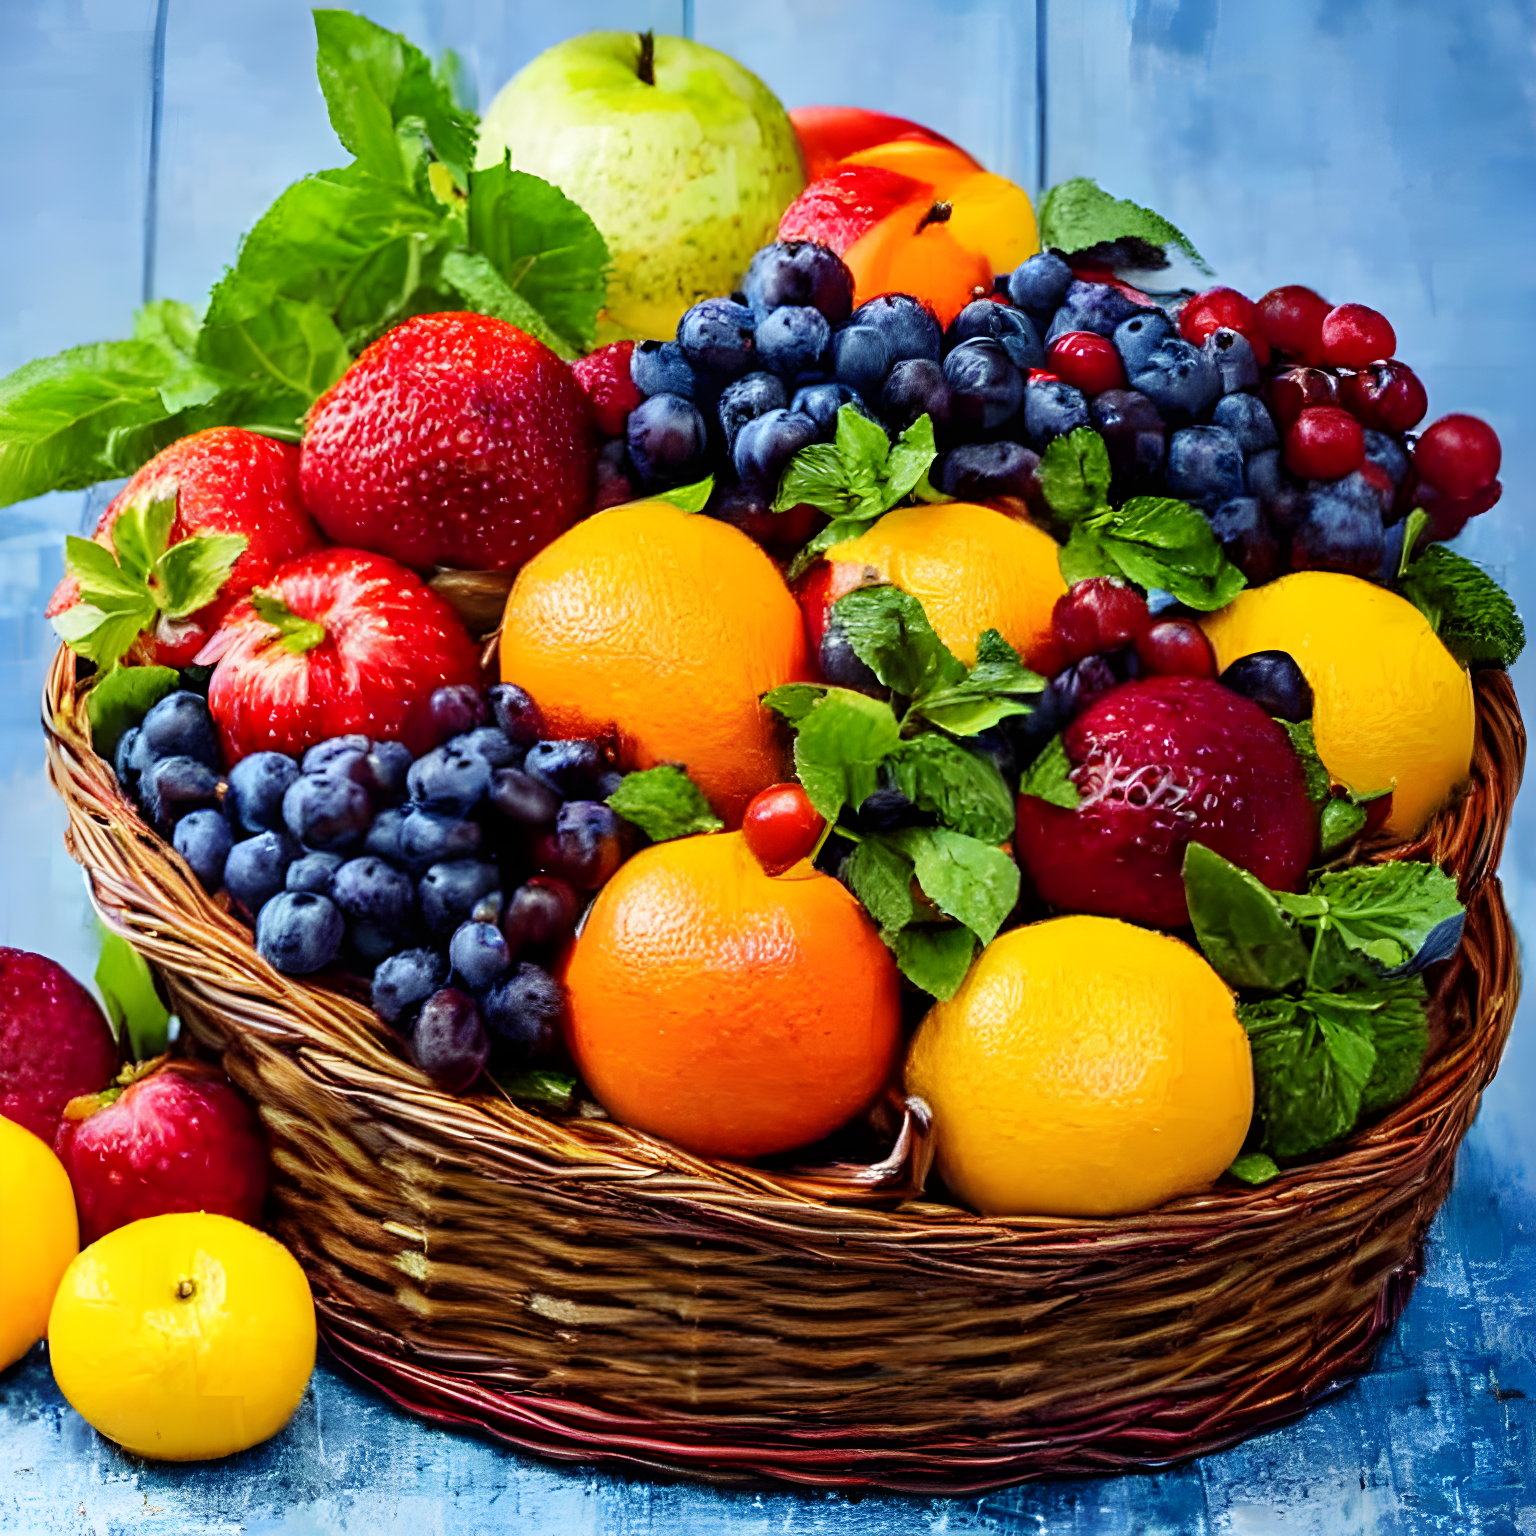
[249,589,327,656]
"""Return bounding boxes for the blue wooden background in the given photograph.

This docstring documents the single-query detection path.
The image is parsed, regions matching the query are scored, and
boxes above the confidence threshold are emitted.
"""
[1,1,1533,1530]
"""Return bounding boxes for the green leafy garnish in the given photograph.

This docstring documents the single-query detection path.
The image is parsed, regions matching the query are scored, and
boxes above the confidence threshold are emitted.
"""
[782,688,903,825]
[1278,719,1331,805]
[250,589,327,655]
[908,629,1045,736]
[606,764,723,843]
[1228,1152,1280,1186]
[890,924,978,1001]
[1399,543,1525,669]
[491,1066,578,1112]
[1038,177,1210,273]
[887,734,1016,844]
[1182,842,1308,992]
[95,928,171,1060]
[834,585,963,699]
[888,827,1019,947]
[1018,734,1081,810]
[87,664,178,760]
[1037,428,1113,519]
[651,475,715,513]
[1302,861,1465,978]
[843,837,917,934]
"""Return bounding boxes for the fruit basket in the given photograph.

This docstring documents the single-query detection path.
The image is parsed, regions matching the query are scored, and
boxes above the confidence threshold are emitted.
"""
[42,645,1523,1492]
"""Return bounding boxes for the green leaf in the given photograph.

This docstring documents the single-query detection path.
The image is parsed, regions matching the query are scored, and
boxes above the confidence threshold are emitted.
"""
[1037,427,1112,520]
[438,249,573,357]
[1319,797,1368,854]
[250,588,327,655]
[1086,496,1247,611]
[490,1067,578,1112]
[882,414,940,506]
[890,924,977,1001]
[1306,861,1465,973]
[86,664,178,760]
[761,683,828,725]
[95,928,170,1060]
[912,628,1044,735]
[652,475,714,513]
[51,602,157,670]
[912,694,1032,737]
[1278,718,1331,805]
[153,532,248,620]
[1228,1152,1281,1186]
[1058,522,1119,586]
[776,443,856,517]
[833,586,965,699]
[1400,544,1525,669]
[133,298,202,358]
[843,836,916,934]
[1353,980,1431,1115]
[1038,177,1210,273]
[776,408,937,526]
[886,733,1016,843]
[1396,508,1430,580]
[65,534,151,603]
[890,827,1020,946]
[1019,734,1081,810]
[606,764,723,842]
[1182,841,1309,992]
[791,689,903,823]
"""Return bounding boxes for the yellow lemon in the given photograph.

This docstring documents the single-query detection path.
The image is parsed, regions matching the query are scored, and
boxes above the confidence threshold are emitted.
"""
[828,501,1066,668]
[1201,572,1474,839]
[905,916,1251,1217]
[0,1116,78,1369]
[48,1212,315,1461]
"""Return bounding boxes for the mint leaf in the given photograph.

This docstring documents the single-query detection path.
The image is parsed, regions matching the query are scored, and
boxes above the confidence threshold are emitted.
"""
[882,414,939,506]
[1058,522,1118,586]
[777,408,937,526]
[1319,797,1368,854]
[887,733,1015,843]
[95,928,170,1060]
[890,924,977,1001]
[154,532,248,619]
[133,299,202,359]
[912,629,1044,736]
[1182,842,1309,992]
[1086,496,1247,611]
[1352,980,1430,1115]
[776,445,854,517]
[109,494,177,582]
[1038,177,1210,273]
[87,664,178,760]
[1279,719,1331,805]
[791,689,902,822]
[1019,734,1081,810]
[653,475,714,513]
[762,683,827,725]
[65,534,151,603]
[890,827,1019,945]
[606,764,723,842]
[833,586,965,699]
[1400,544,1525,668]
[1038,427,1112,520]
[843,836,916,934]
[1228,1152,1280,1186]
[491,1066,577,1112]
[1306,861,1465,973]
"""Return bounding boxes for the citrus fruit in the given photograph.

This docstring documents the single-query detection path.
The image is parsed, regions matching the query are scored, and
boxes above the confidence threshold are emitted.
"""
[904,916,1252,1217]
[500,501,811,826]
[48,1212,316,1461]
[0,1116,78,1370]
[1201,571,1474,839]
[826,501,1066,668]
[563,831,902,1159]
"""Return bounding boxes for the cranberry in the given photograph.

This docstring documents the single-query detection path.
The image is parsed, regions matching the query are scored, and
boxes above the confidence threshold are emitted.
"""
[1178,287,1272,365]
[1414,478,1503,542]
[1134,619,1216,679]
[1267,367,1340,433]
[1338,360,1427,432]
[1286,406,1365,480]
[1045,331,1126,395]
[743,783,825,876]
[1050,578,1151,666]
[1413,414,1502,497]
[1256,286,1332,364]
[1320,304,1396,368]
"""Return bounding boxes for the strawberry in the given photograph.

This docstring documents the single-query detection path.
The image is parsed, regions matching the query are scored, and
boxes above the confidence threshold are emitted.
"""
[571,340,643,436]
[53,1059,269,1246]
[0,949,119,1144]
[46,427,321,671]
[203,547,482,762]
[300,313,595,573]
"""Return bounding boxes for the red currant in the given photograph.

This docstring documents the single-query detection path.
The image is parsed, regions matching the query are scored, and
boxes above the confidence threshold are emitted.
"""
[743,783,826,876]
[1320,304,1396,368]
[1413,414,1502,498]
[1256,286,1332,364]
[1050,577,1151,665]
[1178,286,1272,365]
[1266,366,1340,433]
[1134,620,1216,679]
[1286,406,1365,480]
[1046,331,1126,395]
[1414,478,1503,542]
[1337,359,1426,432]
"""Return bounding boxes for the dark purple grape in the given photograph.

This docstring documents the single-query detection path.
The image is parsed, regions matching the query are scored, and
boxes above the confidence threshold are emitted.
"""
[534,801,625,889]
[848,294,942,365]
[255,891,344,976]
[406,743,492,815]
[488,683,543,747]
[113,727,144,790]
[1090,389,1166,498]
[744,242,855,324]
[412,988,489,1092]
[943,338,1024,432]
[791,380,864,433]
[483,964,566,1064]
[449,920,513,991]
[880,359,952,435]
[1006,252,1073,321]
[829,324,889,398]
[1208,497,1283,585]
[732,407,820,487]
[371,948,447,1027]
[819,615,885,696]
[141,755,220,832]
[1362,428,1411,487]
[486,767,561,828]
[939,441,1040,500]
[419,859,501,935]
[1219,650,1314,723]
[333,856,414,930]
[1290,478,1386,577]
[427,685,489,742]
[225,751,299,834]
[502,877,580,956]
[754,306,832,378]
[627,393,709,487]
[172,809,232,892]
[286,851,344,898]
[945,300,1044,371]
[677,297,756,375]
[717,372,788,454]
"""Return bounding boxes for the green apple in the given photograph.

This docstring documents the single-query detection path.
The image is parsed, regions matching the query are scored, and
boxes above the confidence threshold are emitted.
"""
[477,32,806,343]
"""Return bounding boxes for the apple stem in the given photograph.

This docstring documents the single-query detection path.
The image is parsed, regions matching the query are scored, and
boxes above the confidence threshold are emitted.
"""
[637,30,655,85]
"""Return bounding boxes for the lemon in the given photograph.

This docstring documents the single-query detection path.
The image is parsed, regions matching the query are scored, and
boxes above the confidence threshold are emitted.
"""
[828,501,1066,667]
[0,1116,78,1369]
[905,916,1252,1217]
[48,1212,315,1461]
[1201,572,1474,840]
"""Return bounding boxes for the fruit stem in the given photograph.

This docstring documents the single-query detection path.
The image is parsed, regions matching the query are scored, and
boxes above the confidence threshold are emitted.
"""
[251,588,327,656]
[917,201,953,231]
[636,30,655,86]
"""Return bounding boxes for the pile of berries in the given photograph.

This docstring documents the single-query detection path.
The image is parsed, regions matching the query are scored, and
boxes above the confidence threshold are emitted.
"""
[112,681,635,1093]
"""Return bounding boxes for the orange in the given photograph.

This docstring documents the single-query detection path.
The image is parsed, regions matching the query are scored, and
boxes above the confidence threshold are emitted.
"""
[827,501,1067,668]
[564,831,902,1160]
[499,502,811,826]
[905,916,1252,1217]
[0,1116,78,1369]
[1201,571,1474,839]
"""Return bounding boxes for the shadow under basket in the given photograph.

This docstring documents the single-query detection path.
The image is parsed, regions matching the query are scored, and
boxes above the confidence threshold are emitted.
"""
[43,647,1525,1494]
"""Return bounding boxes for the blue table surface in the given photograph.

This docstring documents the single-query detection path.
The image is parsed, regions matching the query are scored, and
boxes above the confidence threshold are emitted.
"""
[3,1,1534,1531]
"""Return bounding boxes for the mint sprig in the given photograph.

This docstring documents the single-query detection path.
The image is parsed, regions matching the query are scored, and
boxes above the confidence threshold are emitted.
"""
[1038,177,1210,274]
[1399,542,1525,669]
[606,764,723,843]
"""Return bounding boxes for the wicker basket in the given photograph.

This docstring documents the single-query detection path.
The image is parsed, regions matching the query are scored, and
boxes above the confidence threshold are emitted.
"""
[42,646,1524,1494]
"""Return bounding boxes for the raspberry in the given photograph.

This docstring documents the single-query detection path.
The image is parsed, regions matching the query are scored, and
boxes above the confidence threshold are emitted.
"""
[572,340,644,436]
[1320,304,1396,368]
[1413,414,1502,498]
[1286,406,1365,480]
[1255,285,1331,364]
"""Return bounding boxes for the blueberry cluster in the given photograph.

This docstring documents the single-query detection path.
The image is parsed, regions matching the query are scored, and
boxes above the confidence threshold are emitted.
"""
[113,683,631,1093]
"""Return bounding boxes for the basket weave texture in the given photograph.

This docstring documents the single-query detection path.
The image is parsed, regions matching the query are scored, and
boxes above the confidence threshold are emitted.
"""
[43,647,1524,1493]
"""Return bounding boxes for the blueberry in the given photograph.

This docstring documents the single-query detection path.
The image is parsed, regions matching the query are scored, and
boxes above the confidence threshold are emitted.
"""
[399,809,481,869]
[1291,482,1386,577]
[139,691,220,769]
[449,726,517,770]
[482,963,566,1063]
[426,684,488,743]
[412,988,489,1092]
[1024,377,1090,449]
[224,830,297,915]
[362,740,414,805]
[1045,281,1150,343]
[113,727,144,789]
[791,381,865,434]
[419,859,501,935]
[1219,650,1314,723]
[1204,327,1260,394]
[535,801,625,889]
[819,615,885,696]
[283,772,372,853]
[743,241,855,324]
[1166,426,1246,509]
[1111,310,1175,375]
[302,735,370,775]
[172,808,232,892]
[287,850,344,897]
[597,769,626,799]
[1129,338,1221,419]
[677,297,756,376]
[1208,497,1282,585]
[849,784,920,832]
[717,372,788,454]
[627,393,709,488]
[522,738,602,798]
[733,407,820,487]
[830,324,889,399]
[225,751,300,835]
[945,300,1045,371]
[754,305,832,378]
[629,339,696,399]
[140,755,219,832]
[944,338,1024,433]
[1213,393,1280,454]
[345,920,399,970]
[848,294,942,365]
[502,878,580,955]
[255,891,344,975]
[1362,428,1411,487]
[487,683,543,747]
[407,743,492,814]
[449,920,512,991]
[1051,654,1120,722]
[880,358,952,434]
[1090,389,1166,496]
[1006,252,1073,320]
[486,767,562,828]
[940,441,1041,501]
[333,855,414,930]
[371,948,447,1026]
[363,806,406,863]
